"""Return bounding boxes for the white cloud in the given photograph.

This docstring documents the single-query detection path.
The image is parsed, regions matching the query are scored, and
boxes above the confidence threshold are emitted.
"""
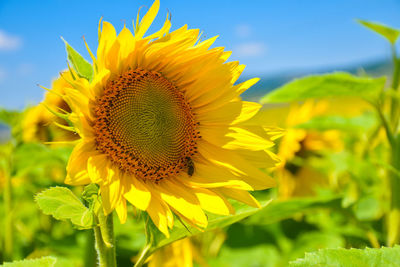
[235,24,252,38]
[233,42,267,58]
[0,30,22,51]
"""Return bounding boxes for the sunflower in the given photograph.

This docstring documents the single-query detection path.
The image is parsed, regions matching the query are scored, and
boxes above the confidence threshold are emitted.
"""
[60,0,279,236]
[148,238,201,267]
[266,101,343,199]
[23,71,78,143]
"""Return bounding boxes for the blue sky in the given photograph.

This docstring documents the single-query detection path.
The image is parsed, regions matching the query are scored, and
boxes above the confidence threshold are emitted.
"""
[0,0,399,109]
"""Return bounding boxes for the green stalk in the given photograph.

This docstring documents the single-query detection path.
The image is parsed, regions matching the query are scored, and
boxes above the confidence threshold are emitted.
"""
[93,211,117,267]
[84,230,97,267]
[388,134,400,246]
[387,44,400,246]
[391,45,400,91]
[3,163,13,261]
[390,45,400,131]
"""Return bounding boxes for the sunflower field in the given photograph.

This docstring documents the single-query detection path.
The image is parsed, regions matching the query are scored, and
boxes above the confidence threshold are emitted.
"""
[1,1,400,266]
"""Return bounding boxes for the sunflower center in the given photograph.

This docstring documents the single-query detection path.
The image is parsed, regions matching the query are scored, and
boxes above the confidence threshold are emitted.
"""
[94,69,199,181]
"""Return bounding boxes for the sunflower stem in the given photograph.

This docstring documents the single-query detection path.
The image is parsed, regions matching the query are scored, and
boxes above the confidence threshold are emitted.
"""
[387,44,400,246]
[94,211,117,267]
[3,164,13,261]
[84,230,97,267]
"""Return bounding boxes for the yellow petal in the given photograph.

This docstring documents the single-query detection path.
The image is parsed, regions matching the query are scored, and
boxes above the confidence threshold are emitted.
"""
[217,188,260,208]
[234,78,259,95]
[135,0,160,39]
[87,154,110,184]
[115,198,127,224]
[196,101,242,125]
[65,140,96,185]
[118,26,135,65]
[146,195,171,237]
[184,162,253,190]
[198,125,233,148]
[146,13,171,40]
[100,167,121,215]
[123,174,152,211]
[223,127,275,151]
[106,38,121,74]
[97,21,117,69]
[237,149,280,169]
[198,141,276,190]
[91,68,111,97]
[231,101,262,125]
[192,187,234,215]
[154,180,208,228]
[64,89,92,120]
[230,63,246,84]
[196,36,218,50]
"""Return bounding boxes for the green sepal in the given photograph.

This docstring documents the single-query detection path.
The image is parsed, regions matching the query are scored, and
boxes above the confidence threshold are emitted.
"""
[61,37,94,82]
[41,103,75,130]
[82,183,101,215]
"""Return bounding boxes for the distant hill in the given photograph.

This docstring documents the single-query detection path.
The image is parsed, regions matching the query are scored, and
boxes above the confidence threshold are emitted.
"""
[240,59,392,102]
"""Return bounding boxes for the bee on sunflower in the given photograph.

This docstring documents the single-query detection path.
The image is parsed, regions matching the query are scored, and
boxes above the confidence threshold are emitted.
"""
[49,0,280,238]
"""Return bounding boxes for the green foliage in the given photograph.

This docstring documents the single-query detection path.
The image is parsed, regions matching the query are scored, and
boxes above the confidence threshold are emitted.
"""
[35,187,94,229]
[260,72,386,103]
[289,246,400,267]
[147,199,273,252]
[0,109,22,142]
[2,15,400,267]
[62,38,93,82]
[246,196,341,225]
[296,113,377,132]
[0,109,21,128]
[357,19,400,45]
[209,245,280,267]
[2,256,57,267]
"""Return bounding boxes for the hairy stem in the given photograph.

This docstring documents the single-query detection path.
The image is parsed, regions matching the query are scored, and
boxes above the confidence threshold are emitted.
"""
[94,211,117,267]
[84,230,97,267]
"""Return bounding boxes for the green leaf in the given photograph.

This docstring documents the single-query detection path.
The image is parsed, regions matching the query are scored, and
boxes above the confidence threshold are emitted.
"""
[357,19,400,45]
[288,232,345,263]
[62,37,93,81]
[0,109,21,127]
[245,196,341,225]
[3,256,57,267]
[35,186,94,229]
[147,199,273,253]
[208,245,281,267]
[296,113,376,132]
[289,246,400,267]
[353,196,382,221]
[260,72,386,103]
